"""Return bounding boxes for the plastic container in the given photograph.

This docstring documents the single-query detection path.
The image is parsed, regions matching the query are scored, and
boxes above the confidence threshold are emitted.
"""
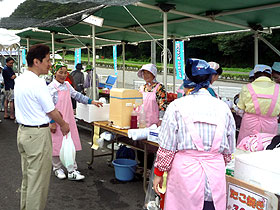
[234,148,280,195]
[76,103,110,123]
[112,159,137,181]
[138,105,146,128]
[130,105,138,129]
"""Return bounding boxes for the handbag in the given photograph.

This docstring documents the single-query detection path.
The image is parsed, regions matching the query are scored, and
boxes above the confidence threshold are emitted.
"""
[59,132,76,171]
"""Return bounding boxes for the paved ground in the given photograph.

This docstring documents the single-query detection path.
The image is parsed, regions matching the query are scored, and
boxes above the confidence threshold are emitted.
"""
[0,112,145,210]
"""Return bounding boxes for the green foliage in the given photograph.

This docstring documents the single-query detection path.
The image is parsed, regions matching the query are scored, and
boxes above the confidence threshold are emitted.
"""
[221,73,249,81]
[185,36,221,62]
[11,0,98,19]
[212,32,252,56]
[223,67,252,73]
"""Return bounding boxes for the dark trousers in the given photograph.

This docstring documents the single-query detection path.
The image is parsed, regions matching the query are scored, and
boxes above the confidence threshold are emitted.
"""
[203,201,215,210]
[71,98,76,109]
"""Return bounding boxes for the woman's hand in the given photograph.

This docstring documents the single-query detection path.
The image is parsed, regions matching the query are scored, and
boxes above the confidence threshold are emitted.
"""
[49,123,57,133]
[153,175,163,196]
[91,101,103,107]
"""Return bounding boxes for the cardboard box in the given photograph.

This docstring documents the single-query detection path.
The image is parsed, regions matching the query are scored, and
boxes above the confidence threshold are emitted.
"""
[109,88,142,129]
[76,103,110,123]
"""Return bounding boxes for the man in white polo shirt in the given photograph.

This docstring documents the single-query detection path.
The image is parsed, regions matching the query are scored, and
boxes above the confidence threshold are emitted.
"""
[14,44,70,210]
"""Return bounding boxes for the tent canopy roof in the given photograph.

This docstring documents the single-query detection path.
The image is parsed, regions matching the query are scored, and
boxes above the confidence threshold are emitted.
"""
[17,0,280,48]
[17,28,121,51]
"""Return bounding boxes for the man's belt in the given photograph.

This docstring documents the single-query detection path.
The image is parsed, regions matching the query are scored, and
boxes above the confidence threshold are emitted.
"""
[21,123,49,128]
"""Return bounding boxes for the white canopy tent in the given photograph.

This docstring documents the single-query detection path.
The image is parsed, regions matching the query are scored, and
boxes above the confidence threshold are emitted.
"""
[0,28,20,50]
[0,28,21,73]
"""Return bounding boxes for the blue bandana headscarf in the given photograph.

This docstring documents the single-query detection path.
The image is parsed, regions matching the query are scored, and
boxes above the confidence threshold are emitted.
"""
[183,58,216,94]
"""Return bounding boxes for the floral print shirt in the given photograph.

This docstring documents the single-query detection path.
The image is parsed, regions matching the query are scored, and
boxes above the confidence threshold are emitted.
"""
[142,82,168,119]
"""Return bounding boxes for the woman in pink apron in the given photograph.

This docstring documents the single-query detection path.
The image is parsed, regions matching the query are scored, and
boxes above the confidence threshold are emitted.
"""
[137,64,168,168]
[137,63,168,127]
[153,58,236,210]
[237,65,280,145]
[48,62,102,181]
[237,133,276,152]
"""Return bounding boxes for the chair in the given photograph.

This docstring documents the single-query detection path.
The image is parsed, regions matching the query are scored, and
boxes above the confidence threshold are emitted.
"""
[98,75,117,89]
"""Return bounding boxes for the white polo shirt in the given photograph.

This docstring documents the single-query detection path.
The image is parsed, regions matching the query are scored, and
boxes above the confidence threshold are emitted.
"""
[14,70,55,126]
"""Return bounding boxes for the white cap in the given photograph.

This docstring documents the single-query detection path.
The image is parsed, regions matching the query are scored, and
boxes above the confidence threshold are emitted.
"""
[254,64,272,74]
[137,63,157,79]
[208,61,220,71]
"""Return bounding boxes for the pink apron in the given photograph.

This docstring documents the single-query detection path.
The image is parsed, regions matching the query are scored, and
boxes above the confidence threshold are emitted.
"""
[237,83,279,145]
[139,83,160,127]
[237,133,275,152]
[164,101,227,210]
[51,83,82,156]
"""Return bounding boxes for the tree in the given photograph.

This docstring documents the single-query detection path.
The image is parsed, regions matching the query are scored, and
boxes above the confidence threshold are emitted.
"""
[212,32,254,67]
[11,0,98,19]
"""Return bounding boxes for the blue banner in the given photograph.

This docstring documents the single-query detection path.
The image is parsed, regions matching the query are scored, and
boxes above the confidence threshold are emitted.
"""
[22,49,26,65]
[175,41,185,80]
[113,45,118,75]
[74,48,81,67]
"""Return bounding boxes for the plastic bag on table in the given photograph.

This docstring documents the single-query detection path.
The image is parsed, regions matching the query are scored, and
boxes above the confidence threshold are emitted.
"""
[144,160,166,210]
[59,132,76,172]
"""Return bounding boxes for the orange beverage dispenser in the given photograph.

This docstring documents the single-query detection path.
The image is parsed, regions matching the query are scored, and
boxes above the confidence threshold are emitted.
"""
[109,88,143,129]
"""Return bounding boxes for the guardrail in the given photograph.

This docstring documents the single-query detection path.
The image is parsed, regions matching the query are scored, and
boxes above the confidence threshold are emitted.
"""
[133,80,241,100]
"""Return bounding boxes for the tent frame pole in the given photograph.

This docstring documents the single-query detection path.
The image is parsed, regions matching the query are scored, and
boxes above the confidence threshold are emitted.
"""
[26,38,30,52]
[136,2,250,30]
[151,41,156,64]
[122,42,125,88]
[92,25,97,100]
[163,12,168,89]
[51,32,55,64]
[254,32,258,66]
[87,47,90,64]
[258,34,280,57]
[62,49,66,62]
[172,37,176,93]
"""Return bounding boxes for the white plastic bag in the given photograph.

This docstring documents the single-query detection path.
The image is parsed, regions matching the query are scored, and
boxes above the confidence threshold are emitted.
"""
[59,132,76,172]
[144,159,161,210]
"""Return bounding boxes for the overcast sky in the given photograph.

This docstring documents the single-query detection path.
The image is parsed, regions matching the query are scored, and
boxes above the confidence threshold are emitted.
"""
[0,0,26,18]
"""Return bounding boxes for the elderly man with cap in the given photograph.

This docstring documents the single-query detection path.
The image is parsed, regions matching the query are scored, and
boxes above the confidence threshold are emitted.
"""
[272,62,280,84]
[153,58,236,210]
[0,62,4,113]
[84,65,99,99]
[70,63,84,110]
[237,64,280,145]
[0,63,4,122]
[137,63,168,127]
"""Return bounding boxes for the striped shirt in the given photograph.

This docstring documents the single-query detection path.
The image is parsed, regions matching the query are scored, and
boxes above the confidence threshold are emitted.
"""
[48,79,90,105]
[154,89,236,201]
